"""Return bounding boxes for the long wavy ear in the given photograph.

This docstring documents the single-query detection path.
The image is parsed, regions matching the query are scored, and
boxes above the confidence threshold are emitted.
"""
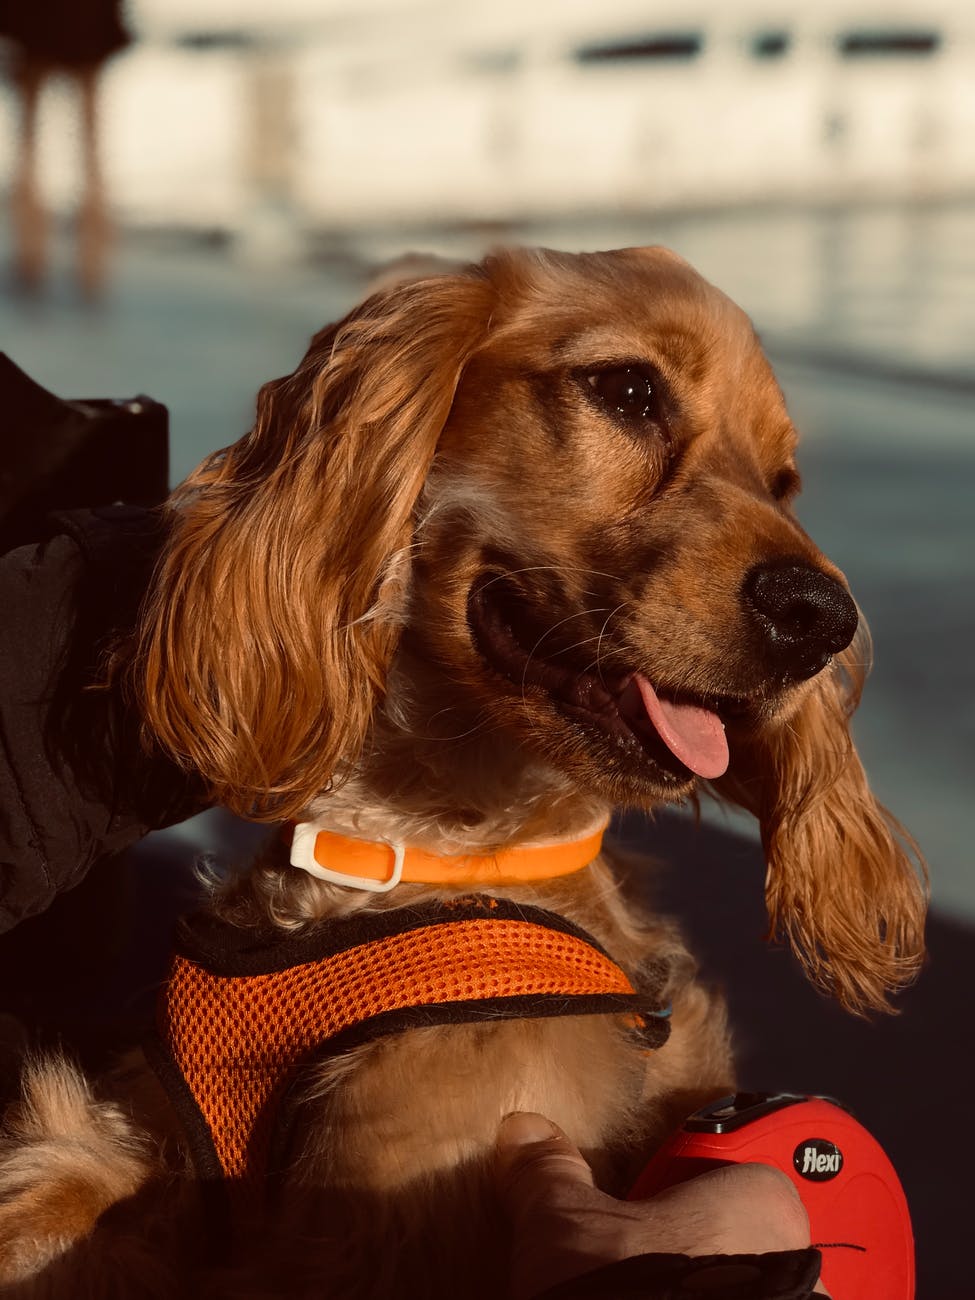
[713,626,928,1014]
[132,269,495,820]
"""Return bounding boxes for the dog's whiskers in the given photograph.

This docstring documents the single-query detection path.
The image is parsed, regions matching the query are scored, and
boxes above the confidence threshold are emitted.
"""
[479,563,622,591]
[519,607,620,704]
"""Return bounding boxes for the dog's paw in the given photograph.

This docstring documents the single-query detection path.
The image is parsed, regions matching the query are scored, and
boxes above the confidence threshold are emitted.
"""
[0,1057,154,1284]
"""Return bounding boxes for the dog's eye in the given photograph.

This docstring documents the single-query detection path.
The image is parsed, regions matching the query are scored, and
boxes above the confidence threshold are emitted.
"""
[586,367,660,423]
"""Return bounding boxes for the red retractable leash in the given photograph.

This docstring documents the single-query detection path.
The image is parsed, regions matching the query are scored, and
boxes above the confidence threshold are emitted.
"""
[628,1093,914,1299]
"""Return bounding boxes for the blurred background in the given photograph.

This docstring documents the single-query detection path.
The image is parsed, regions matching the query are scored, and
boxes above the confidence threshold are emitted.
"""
[1,0,971,1294]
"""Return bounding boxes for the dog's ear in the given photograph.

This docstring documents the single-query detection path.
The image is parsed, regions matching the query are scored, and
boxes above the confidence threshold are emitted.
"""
[134,269,495,820]
[713,627,927,1014]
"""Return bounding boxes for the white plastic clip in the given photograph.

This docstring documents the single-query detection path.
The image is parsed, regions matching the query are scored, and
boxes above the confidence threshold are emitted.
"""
[289,822,406,893]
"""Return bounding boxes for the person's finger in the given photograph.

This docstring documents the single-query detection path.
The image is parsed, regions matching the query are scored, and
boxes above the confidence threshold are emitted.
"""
[495,1111,595,1217]
[496,1114,608,1299]
[495,1117,823,1300]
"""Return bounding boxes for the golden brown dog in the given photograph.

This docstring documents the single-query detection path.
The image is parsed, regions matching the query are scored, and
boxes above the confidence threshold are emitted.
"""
[0,247,926,1297]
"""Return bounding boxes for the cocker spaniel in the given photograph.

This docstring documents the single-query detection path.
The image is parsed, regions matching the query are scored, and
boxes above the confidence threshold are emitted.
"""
[0,247,926,1298]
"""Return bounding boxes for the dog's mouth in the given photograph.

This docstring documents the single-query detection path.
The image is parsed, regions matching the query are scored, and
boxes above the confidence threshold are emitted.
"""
[467,577,746,783]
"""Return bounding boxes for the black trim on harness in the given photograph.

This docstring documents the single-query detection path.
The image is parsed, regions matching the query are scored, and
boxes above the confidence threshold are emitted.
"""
[172,894,627,976]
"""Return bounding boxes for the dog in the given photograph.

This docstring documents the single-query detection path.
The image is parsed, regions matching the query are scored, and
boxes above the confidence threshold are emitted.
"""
[0,246,926,1297]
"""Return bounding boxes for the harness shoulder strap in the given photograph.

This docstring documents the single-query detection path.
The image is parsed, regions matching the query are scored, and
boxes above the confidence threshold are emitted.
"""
[149,895,671,1189]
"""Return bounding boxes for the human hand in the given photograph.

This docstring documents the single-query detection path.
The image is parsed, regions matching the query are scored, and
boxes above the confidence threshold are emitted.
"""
[495,1112,829,1299]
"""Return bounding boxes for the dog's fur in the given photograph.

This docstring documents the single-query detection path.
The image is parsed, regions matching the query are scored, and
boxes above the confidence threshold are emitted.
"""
[0,247,926,1297]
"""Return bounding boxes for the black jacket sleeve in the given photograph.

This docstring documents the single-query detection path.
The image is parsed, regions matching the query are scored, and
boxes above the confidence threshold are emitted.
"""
[0,505,206,932]
[534,1249,822,1299]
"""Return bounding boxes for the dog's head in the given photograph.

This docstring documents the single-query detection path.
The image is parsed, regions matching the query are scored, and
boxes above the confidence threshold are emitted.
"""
[137,246,926,1012]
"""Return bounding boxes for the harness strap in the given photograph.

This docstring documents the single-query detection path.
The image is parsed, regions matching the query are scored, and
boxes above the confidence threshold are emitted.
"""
[150,896,670,1191]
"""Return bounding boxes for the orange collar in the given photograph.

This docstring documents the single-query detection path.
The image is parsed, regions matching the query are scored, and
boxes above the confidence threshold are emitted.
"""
[289,817,609,893]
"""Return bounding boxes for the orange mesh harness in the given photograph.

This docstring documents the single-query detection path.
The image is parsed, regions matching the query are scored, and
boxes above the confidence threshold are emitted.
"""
[150,894,670,1193]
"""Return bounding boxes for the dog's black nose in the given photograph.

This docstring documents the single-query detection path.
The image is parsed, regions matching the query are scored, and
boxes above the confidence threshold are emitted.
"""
[745,561,859,679]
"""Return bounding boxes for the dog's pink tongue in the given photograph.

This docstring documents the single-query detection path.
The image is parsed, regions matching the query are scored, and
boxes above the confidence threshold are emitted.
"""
[622,674,729,779]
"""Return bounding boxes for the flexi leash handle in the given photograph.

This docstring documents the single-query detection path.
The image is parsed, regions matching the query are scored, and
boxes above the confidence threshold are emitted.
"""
[628,1092,914,1300]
